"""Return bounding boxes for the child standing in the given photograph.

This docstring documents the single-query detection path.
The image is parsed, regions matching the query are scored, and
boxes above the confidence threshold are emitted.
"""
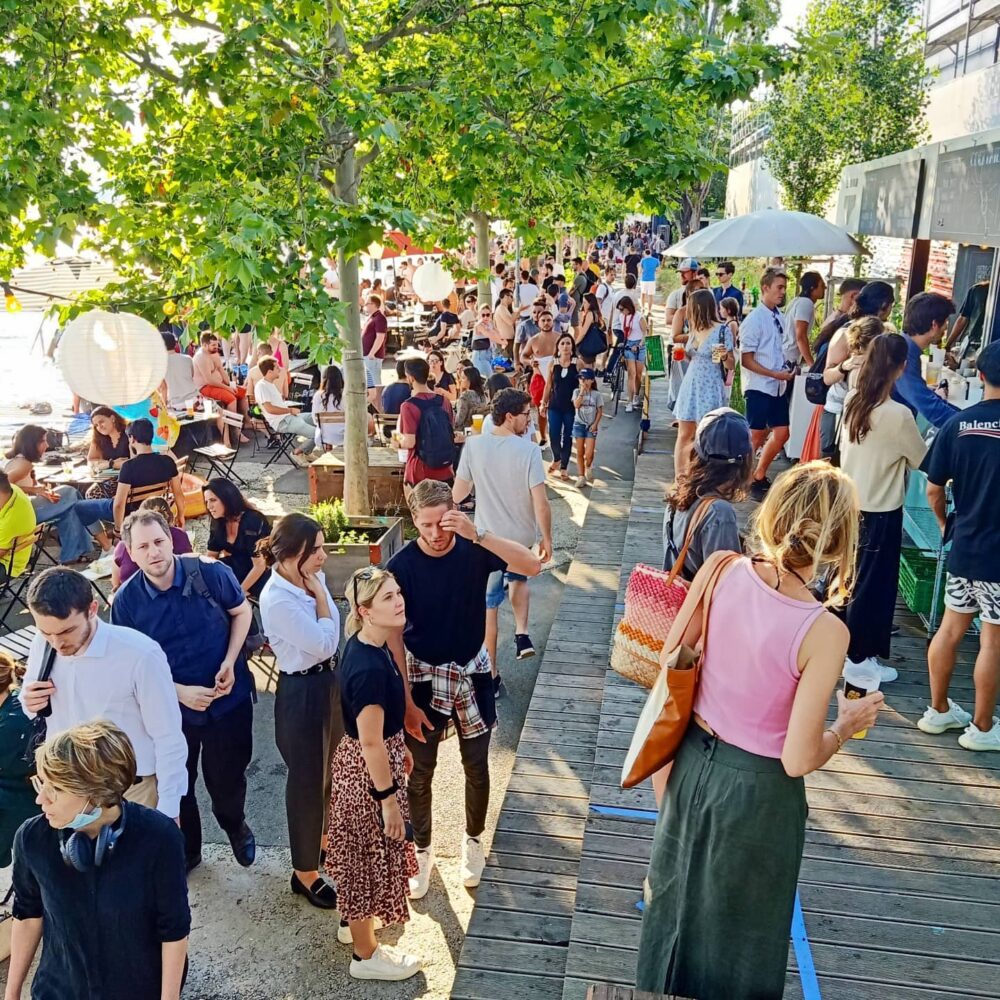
[572,368,603,488]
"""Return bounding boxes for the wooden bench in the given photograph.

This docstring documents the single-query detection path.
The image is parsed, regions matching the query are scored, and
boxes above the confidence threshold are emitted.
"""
[588,988,694,1000]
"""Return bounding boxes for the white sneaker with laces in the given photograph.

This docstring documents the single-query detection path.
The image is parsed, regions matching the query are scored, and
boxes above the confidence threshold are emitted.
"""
[958,718,1000,752]
[585,468,595,483]
[875,659,898,683]
[337,921,353,945]
[407,848,434,900]
[625,401,634,413]
[349,944,422,981]
[917,699,973,735]
[461,835,486,888]
[575,476,587,488]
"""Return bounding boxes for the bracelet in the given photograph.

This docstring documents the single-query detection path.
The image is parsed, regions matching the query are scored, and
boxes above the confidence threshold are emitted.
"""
[825,727,844,752]
[370,780,399,802]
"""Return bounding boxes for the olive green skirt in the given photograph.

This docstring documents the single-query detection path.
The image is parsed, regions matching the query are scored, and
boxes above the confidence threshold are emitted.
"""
[636,724,806,1000]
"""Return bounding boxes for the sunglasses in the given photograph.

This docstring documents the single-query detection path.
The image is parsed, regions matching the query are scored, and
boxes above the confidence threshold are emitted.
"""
[352,566,378,610]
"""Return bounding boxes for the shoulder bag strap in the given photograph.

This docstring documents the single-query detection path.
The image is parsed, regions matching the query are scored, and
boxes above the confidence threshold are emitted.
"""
[662,548,738,654]
[665,496,718,585]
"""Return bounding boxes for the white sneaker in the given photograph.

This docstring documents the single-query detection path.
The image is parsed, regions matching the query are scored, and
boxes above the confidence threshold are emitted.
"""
[625,402,634,413]
[917,699,973,735]
[958,718,1000,752]
[585,468,595,483]
[876,660,898,683]
[461,835,486,888]
[338,921,353,945]
[349,944,422,981]
[407,848,434,900]
[575,476,587,488]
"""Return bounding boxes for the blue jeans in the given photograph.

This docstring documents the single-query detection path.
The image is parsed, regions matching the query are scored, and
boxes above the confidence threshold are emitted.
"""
[471,350,493,379]
[74,497,115,532]
[31,486,98,563]
[548,407,575,470]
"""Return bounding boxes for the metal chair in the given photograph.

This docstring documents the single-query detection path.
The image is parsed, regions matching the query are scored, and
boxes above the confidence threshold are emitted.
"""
[0,528,45,633]
[189,410,248,485]
[373,412,399,444]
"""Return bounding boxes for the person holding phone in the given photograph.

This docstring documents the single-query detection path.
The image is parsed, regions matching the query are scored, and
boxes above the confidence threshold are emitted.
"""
[326,567,421,982]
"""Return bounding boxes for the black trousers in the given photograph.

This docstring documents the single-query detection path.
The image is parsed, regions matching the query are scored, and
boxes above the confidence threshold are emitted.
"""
[274,669,343,871]
[180,697,253,862]
[845,507,903,663]
[406,729,491,850]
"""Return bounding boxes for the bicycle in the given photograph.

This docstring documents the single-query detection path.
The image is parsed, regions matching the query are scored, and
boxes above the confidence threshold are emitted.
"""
[605,335,626,416]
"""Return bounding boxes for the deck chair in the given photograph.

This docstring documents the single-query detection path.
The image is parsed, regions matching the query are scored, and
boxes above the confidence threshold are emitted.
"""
[189,410,248,485]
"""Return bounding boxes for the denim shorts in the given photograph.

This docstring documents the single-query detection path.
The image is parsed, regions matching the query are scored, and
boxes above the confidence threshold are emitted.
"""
[623,340,647,363]
[486,569,529,609]
[573,421,597,440]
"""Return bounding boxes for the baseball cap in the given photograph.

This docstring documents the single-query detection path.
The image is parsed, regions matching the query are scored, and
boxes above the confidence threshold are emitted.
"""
[977,340,1000,387]
[693,407,752,464]
[678,258,700,272]
[579,368,597,380]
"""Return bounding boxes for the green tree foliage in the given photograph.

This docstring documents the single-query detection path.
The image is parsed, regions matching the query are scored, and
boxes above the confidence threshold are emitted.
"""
[765,0,929,215]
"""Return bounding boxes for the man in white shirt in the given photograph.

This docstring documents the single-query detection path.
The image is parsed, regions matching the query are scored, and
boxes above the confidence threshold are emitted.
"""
[161,332,199,410]
[20,567,187,819]
[740,268,795,501]
[782,271,826,367]
[255,357,318,459]
[453,388,552,691]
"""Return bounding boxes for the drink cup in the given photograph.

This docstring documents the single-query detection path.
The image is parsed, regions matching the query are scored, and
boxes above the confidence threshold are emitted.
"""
[711,344,726,363]
[185,399,196,417]
[842,660,881,739]
[472,413,484,434]
[672,346,686,362]
[62,461,74,476]
[396,448,408,464]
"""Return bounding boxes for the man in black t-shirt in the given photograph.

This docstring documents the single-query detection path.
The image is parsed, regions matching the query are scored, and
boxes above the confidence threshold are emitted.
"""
[386,479,540,898]
[112,419,184,532]
[427,300,460,346]
[920,341,1000,752]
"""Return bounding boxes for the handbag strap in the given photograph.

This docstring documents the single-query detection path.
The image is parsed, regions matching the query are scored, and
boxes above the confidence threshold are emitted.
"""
[663,549,741,657]
[665,496,718,585]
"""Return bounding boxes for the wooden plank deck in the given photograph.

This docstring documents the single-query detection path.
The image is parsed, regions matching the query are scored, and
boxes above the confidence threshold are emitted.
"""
[562,379,1000,1000]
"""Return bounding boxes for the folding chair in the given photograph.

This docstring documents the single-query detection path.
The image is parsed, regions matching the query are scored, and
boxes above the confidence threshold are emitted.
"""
[189,410,248,485]
[0,528,45,633]
[316,410,345,450]
[290,372,314,407]
[262,426,298,469]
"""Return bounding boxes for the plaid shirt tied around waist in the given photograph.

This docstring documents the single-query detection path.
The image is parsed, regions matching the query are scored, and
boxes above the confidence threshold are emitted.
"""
[406,645,493,739]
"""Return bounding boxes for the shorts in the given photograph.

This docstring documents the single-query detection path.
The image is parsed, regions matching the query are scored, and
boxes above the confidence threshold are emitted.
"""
[640,280,657,296]
[200,384,247,407]
[363,357,382,389]
[486,570,529,610]
[744,389,790,431]
[944,574,1000,624]
[623,340,647,364]
[573,421,597,440]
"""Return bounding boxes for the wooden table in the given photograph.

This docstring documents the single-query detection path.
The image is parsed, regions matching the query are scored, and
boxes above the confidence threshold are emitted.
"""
[36,463,111,491]
[309,447,406,510]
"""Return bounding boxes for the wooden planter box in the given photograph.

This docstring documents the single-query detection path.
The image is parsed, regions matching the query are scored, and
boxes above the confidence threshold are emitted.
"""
[309,448,406,513]
[320,516,404,599]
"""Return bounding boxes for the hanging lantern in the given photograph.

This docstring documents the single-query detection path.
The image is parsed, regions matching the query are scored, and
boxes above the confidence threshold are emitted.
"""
[57,310,168,406]
[162,299,177,317]
[2,282,21,313]
[411,259,454,301]
[367,241,385,260]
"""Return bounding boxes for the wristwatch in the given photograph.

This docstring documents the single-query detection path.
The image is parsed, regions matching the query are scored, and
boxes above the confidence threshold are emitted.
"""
[474,526,488,545]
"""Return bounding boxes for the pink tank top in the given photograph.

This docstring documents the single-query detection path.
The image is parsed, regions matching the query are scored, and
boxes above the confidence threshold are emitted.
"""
[694,558,825,759]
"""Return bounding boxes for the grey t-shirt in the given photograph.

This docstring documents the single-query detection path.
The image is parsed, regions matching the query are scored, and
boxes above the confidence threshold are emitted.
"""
[662,497,741,580]
[457,431,546,548]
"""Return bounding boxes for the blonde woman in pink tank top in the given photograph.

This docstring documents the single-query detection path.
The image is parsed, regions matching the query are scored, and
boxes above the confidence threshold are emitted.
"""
[637,462,885,1000]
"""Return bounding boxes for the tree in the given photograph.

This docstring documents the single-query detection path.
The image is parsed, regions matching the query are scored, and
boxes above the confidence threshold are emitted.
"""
[764,0,928,215]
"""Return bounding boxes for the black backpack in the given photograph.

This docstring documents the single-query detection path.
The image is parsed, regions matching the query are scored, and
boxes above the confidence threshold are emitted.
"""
[180,555,266,654]
[804,340,830,406]
[410,395,454,469]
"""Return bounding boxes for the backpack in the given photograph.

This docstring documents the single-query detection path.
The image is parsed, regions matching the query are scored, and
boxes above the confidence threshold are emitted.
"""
[409,395,454,469]
[180,555,266,654]
[804,340,830,406]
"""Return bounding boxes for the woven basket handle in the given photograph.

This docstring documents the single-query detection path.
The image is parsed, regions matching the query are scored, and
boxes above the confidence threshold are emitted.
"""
[665,496,718,586]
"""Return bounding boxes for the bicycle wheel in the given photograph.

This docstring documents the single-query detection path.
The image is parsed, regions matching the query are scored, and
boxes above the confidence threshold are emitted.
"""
[612,359,624,416]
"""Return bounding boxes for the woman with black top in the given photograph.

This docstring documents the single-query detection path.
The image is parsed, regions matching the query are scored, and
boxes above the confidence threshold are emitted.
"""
[542,333,579,481]
[327,567,421,982]
[427,350,457,405]
[0,652,39,869]
[203,478,271,597]
[85,407,130,502]
[258,514,342,912]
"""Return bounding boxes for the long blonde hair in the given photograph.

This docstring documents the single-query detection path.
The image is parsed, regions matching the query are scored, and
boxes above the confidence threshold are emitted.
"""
[846,316,883,356]
[748,461,859,607]
[345,566,396,638]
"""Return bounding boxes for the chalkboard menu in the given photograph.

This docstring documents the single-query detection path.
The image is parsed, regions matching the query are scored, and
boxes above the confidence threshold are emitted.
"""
[857,160,921,238]
[931,144,1000,244]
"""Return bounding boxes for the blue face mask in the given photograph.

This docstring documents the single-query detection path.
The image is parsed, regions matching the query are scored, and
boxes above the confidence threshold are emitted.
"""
[64,804,102,831]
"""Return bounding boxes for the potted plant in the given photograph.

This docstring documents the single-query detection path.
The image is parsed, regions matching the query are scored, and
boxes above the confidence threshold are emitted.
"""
[307,499,404,598]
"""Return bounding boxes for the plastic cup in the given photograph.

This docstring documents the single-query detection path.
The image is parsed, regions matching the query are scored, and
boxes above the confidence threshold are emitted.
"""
[711,344,726,363]
[673,346,686,362]
[472,413,484,434]
[842,660,881,739]
[396,449,408,464]
[62,462,74,476]
[185,399,196,417]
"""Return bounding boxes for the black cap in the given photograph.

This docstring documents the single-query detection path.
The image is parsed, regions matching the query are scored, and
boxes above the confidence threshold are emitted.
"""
[977,340,1000,387]
[579,368,597,380]
[693,407,752,463]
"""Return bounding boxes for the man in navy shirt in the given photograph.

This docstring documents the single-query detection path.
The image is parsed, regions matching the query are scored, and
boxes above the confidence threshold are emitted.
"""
[919,340,1000,752]
[713,261,744,315]
[896,292,960,429]
[112,508,256,871]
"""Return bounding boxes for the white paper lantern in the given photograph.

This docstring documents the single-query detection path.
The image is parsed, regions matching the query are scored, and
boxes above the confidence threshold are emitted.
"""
[57,309,168,406]
[411,259,454,302]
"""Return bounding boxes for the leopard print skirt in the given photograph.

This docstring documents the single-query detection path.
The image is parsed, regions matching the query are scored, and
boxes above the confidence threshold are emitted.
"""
[325,730,417,925]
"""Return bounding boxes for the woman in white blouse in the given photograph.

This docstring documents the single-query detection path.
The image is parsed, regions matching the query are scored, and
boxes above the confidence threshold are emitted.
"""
[259,513,343,911]
[312,364,345,451]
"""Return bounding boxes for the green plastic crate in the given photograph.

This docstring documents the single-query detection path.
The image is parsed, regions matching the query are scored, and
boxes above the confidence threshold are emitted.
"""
[645,334,666,379]
[898,547,945,620]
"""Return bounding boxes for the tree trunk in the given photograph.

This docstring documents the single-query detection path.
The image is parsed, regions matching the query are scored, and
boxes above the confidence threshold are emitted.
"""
[335,149,371,516]
[471,210,491,306]
[554,224,564,274]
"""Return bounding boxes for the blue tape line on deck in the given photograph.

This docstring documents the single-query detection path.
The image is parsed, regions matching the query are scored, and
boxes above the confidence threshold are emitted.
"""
[792,891,821,1000]
[590,804,658,821]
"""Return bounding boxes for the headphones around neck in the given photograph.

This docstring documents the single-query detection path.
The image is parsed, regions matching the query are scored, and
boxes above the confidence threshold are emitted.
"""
[59,803,128,872]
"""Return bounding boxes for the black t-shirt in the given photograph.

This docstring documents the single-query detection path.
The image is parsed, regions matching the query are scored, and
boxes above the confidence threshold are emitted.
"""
[624,253,642,277]
[430,311,460,340]
[340,634,406,740]
[207,509,270,596]
[381,381,411,415]
[431,371,455,394]
[11,803,190,1000]
[117,453,179,510]
[922,399,1000,582]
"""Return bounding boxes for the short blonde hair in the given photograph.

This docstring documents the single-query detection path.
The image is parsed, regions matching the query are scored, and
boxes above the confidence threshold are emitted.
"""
[847,316,884,356]
[344,566,397,638]
[407,479,453,516]
[748,461,859,607]
[36,721,137,807]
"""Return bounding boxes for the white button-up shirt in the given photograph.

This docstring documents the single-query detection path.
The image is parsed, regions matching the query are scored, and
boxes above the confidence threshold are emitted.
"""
[259,570,341,673]
[739,305,787,397]
[22,620,187,818]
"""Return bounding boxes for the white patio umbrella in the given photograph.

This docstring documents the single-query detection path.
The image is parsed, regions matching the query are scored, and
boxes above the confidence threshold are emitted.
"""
[664,209,868,259]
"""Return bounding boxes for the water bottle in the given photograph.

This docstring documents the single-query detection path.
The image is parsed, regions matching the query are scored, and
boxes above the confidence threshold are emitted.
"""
[842,660,880,739]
